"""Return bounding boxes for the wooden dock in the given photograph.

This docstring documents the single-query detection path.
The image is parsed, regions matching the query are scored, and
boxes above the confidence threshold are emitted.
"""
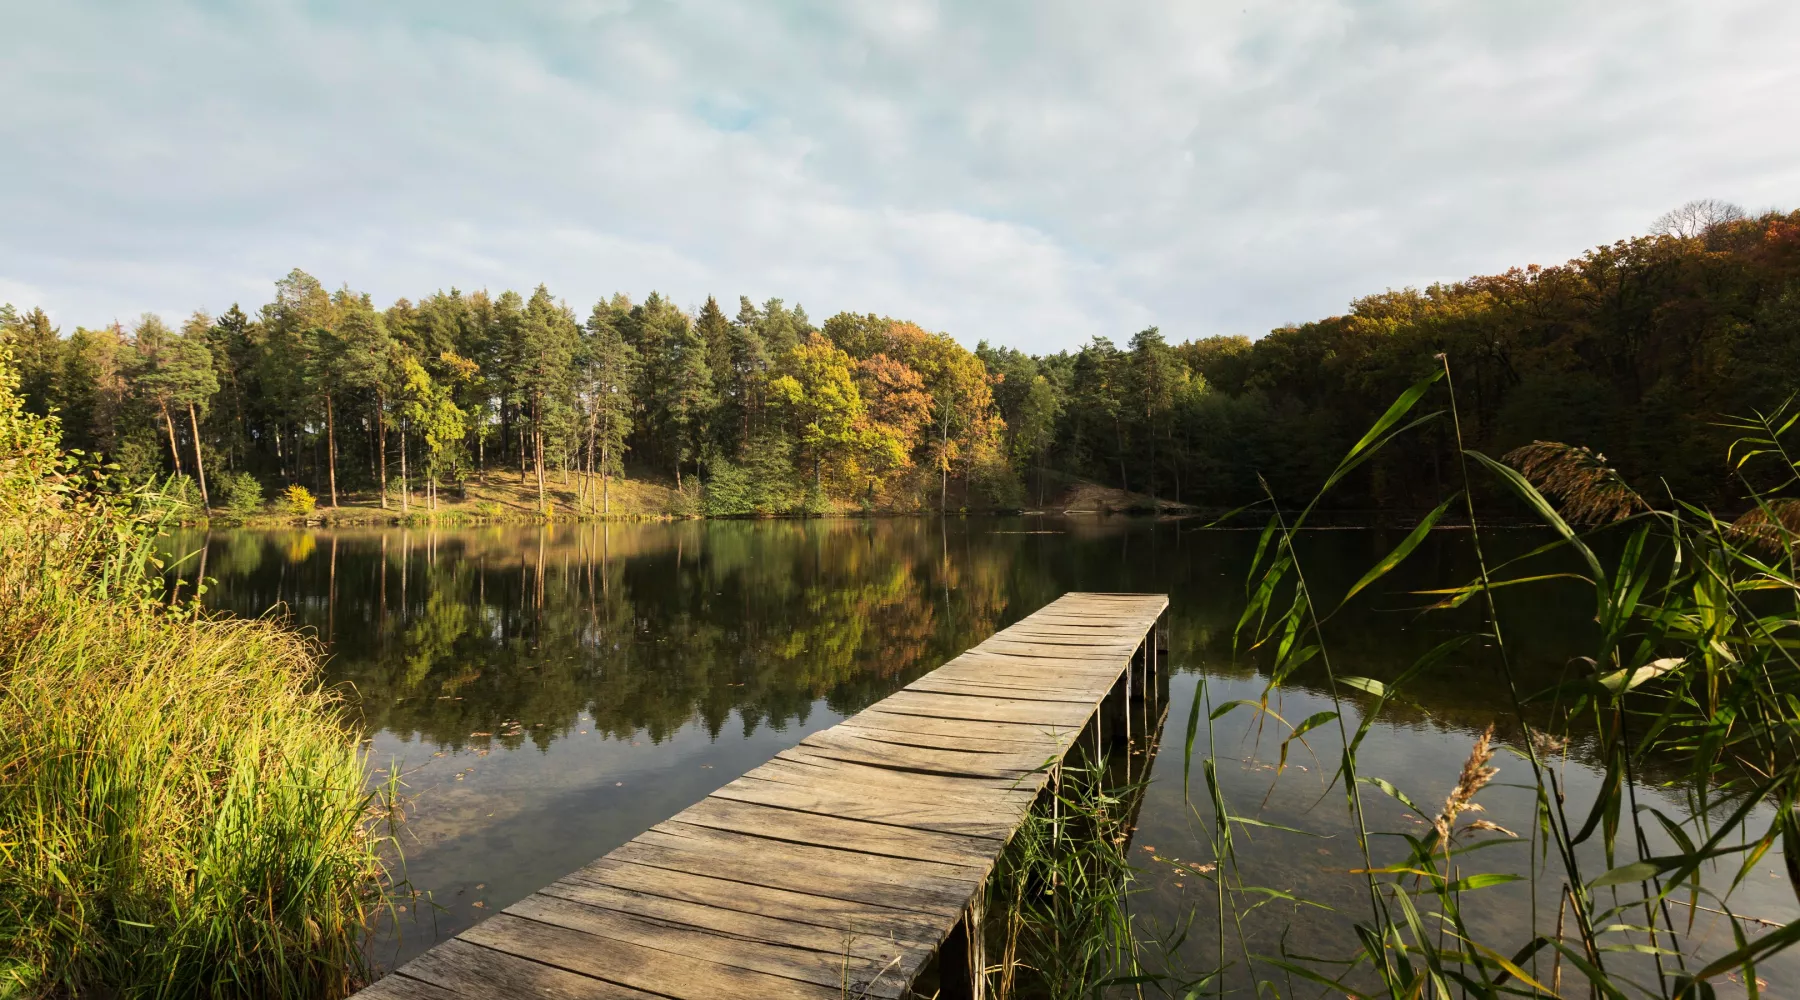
[359,592,1169,1000]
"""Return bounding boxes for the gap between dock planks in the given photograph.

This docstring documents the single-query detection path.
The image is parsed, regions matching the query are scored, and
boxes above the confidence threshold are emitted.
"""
[358,591,1168,1000]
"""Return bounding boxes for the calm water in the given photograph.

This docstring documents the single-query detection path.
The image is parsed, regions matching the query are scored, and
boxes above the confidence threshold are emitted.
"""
[168,518,1798,993]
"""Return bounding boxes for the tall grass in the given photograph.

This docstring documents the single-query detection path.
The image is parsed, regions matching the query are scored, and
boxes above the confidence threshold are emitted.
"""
[0,350,391,999]
[983,762,1148,998]
[1178,363,1800,998]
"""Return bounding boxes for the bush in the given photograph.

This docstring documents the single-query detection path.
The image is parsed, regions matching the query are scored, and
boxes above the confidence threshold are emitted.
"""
[703,454,803,516]
[702,462,757,516]
[158,473,201,515]
[283,484,316,517]
[669,479,703,517]
[218,471,263,516]
[801,482,834,516]
[474,499,503,519]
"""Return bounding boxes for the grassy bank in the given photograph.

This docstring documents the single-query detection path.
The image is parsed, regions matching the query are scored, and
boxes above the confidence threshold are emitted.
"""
[0,351,388,999]
[166,467,1188,528]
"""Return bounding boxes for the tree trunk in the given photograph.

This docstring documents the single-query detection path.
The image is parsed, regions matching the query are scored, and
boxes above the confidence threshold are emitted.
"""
[939,398,951,512]
[1114,416,1129,493]
[325,393,339,507]
[399,418,409,515]
[533,398,546,512]
[160,401,183,477]
[187,403,210,509]
[1147,414,1156,501]
[602,437,611,515]
[377,393,389,509]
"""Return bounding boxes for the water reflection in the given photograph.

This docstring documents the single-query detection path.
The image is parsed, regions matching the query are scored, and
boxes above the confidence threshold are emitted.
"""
[166,518,1797,989]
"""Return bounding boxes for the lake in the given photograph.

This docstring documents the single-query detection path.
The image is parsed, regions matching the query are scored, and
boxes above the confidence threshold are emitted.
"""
[167,518,1800,995]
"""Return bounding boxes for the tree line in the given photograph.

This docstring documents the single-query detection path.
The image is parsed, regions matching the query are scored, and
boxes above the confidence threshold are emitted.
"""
[4,201,1796,516]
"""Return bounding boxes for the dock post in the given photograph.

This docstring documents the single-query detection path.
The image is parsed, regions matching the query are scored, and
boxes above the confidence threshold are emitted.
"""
[937,892,987,1000]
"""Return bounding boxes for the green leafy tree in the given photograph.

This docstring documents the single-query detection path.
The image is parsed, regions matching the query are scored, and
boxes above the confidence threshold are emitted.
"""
[400,354,471,510]
[1013,374,1063,505]
[769,333,864,494]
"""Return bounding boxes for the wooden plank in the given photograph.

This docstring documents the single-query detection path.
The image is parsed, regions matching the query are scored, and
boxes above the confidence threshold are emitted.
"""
[902,677,1102,704]
[744,758,1038,804]
[646,817,991,885]
[609,828,979,915]
[797,731,1052,776]
[748,755,1036,797]
[354,974,463,1000]
[502,894,912,998]
[539,866,940,959]
[396,938,661,999]
[846,708,1076,746]
[560,859,947,945]
[667,795,1001,867]
[830,721,1059,754]
[461,913,844,1000]
[871,690,1099,726]
[709,776,1023,839]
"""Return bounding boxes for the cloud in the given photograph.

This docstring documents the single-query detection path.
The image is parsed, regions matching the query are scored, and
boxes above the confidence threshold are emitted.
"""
[2,0,1797,351]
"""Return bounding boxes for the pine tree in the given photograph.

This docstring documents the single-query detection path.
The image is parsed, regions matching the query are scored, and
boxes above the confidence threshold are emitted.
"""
[1129,327,1181,500]
[331,300,395,506]
[6,307,64,416]
[695,296,736,457]
[134,314,218,504]
[660,311,714,488]
[582,301,638,514]
[513,286,579,511]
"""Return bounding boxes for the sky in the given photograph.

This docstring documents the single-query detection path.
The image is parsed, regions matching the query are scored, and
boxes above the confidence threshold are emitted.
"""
[3,1,1797,354]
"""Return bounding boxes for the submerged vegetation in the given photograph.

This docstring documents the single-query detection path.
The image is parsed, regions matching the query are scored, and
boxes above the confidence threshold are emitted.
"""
[3,203,1795,518]
[0,351,389,998]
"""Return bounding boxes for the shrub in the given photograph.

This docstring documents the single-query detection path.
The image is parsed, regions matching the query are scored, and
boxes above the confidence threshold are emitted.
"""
[218,471,263,516]
[667,479,703,517]
[474,499,503,519]
[703,462,757,516]
[283,484,316,517]
[158,473,201,515]
[703,455,803,516]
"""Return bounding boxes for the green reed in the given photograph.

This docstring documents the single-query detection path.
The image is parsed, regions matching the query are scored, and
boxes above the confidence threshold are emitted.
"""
[0,350,393,999]
[1177,362,1800,999]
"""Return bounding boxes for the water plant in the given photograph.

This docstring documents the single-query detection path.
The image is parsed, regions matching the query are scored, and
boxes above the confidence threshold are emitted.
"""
[1178,363,1800,997]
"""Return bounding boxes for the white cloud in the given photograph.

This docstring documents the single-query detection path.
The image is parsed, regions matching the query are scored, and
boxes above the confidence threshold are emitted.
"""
[2,0,1796,351]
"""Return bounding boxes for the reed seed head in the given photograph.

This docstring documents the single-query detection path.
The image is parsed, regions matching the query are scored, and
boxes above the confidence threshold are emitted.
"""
[1434,724,1499,845]
[1504,440,1643,524]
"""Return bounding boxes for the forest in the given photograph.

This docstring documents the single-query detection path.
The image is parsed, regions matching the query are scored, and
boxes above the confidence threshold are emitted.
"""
[4,202,1797,517]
